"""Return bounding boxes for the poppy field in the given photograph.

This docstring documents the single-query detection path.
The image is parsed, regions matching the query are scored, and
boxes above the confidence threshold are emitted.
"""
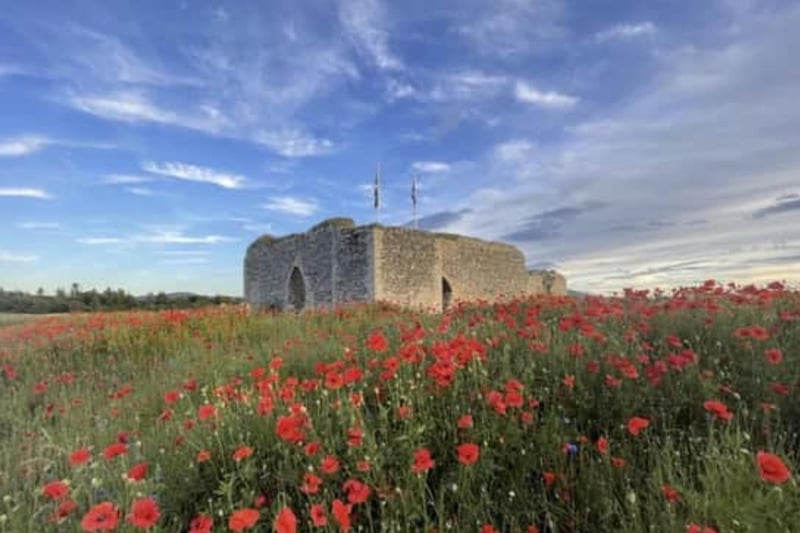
[1,280,799,532]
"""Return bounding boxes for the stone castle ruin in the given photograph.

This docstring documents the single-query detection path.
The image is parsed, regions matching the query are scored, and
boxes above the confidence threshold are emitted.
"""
[244,218,566,311]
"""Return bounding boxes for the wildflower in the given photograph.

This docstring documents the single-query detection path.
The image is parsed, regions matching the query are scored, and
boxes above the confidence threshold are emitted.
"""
[627,417,650,436]
[596,436,609,455]
[765,348,783,365]
[703,400,733,421]
[331,499,352,532]
[662,484,681,503]
[196,450,212,463]
[197,404,217,421]
[80,501,120,532]
[188,513,213,533]
[457,443,480,465]
[127,462,148,481]
[233,446,254,461]
[481,525,500,533]
[687,524,718,533]
[228,508,260,532]
[300,472,323,495]
[163,390,180,404]
[457,414,473,429]
[69,447,91,467]
[103,442,127,460]
[346,427,363,447]
[42,480,70,501]
[127,498,160,529]
[412,448,435,474]
[310,504,327,527]
[611,457,627,468]
[756,451,791,484]
[273,506,297,533]
[366,330,389,352]
[343,479,371,504]
[50,498,77,523]
[321,455,340,475]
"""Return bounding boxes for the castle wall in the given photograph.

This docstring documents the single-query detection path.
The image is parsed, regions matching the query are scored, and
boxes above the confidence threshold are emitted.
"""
[244,220,566,311]
[373,227,442,310]
[439,236,533,302]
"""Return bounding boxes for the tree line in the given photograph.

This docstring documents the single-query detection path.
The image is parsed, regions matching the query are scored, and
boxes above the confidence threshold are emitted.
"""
[0,284,241,314]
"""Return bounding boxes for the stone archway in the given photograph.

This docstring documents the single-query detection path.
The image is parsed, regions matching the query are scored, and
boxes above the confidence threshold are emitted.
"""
[442,277,453,311]
[288,267,306,311]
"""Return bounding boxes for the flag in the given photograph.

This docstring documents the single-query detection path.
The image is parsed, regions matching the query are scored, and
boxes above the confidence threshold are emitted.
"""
[411,175,417,208]
[373,164,380,209]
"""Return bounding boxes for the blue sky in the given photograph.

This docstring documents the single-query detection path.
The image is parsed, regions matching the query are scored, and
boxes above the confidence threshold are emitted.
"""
[1,0,799,296]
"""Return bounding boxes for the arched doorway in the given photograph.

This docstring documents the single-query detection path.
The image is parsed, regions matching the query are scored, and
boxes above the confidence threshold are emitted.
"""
[442,277,453,311]
[288,267,306,311]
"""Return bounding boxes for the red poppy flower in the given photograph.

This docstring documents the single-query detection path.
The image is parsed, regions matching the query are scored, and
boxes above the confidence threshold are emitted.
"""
[457,442,480,465]
[81,501,120,532]
[412,448,435,474]
[481,525,500,533]
[42,480,70,501]
[757,451,791,484]
[703,400,733,421]
[127,462,148,481]
[163,390,181,404]
[662,484,681,503]
[273,506,297,533]
[103,442,127,460]
[196,450,212,463]
[197,404,217,420]
[457,414,473,429]
[127,498,160,529]
[69,447,91,467]
[50,498,78,523]
[611,457,627,468]
[687,524,718,533]
[343,479,371,504]
[366,331,388,352]
[233,446,254,461]
[321,455,340,475]
[229,508,260,532]
[596,436,609,455]
[331,499,352,532]
[188,513,213,533]
[765,348,783,365]
[300,472,323,494]
[310,504,327,526]
[356,460,371,472]
[627,417,650,436]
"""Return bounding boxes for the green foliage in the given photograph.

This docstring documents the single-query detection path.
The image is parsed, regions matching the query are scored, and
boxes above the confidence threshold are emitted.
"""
[0,284,799,532]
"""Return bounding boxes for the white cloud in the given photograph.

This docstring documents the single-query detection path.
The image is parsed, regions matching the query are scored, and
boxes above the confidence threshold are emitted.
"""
[0,188,52,199]
[0,251,38,262]
[256,129,335,158]
[0,136,49,156]
[77,237,124,245]
[69,92,182,125]
[411,161,451,173]
[262,196,319,216]
[493,140,537,163]
[339,0,402,70]
[142,161,246,189]
[514,82,578,108]
[159,250,210,256]
[596,22,657,41]
[17,222,61,230]
[136,231,236,244]
[160,257,208,265]
[103,174,153,184]
[125,187,154,196]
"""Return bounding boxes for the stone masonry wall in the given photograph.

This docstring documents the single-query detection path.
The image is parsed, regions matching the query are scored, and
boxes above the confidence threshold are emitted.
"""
[245,221,566,311]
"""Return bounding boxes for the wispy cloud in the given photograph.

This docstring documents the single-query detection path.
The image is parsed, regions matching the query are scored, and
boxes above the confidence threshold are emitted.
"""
[411,161,451,173]
[142,161,246,189]
[339,0,402,70]
[262,196,319,216]
[596,22,657,41]
[0,188,52,199]
[103,174,153,184]
[16,222,61,230]
[160,257,208,265]
[69,92,184,125]
[77,237,124,245]
[125,187,155,196]
[0,251,38,262]
[0,136,49,156]
[514,82,578,108]
[255,129,335,158]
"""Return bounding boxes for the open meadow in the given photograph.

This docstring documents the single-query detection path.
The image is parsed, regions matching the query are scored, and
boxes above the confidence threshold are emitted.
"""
[1,281,799,532]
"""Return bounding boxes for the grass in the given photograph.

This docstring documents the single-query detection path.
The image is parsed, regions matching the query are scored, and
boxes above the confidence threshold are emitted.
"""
[0,283,799,532]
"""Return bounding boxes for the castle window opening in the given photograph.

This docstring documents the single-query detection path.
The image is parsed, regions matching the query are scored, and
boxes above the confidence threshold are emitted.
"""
[288,267,306,311]
[442,277,453,311]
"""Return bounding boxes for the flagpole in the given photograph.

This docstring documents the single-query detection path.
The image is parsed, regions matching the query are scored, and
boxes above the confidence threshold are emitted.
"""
[412,173,418,229]
[374,162,381,224]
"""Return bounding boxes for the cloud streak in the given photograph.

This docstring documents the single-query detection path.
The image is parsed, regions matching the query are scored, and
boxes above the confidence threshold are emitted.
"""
[262,196,319,217]
[0,188,52,199]
[142,161,246,189]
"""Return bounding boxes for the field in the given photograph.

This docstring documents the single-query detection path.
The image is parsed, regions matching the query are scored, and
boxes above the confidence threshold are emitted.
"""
[0,282,798,532]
